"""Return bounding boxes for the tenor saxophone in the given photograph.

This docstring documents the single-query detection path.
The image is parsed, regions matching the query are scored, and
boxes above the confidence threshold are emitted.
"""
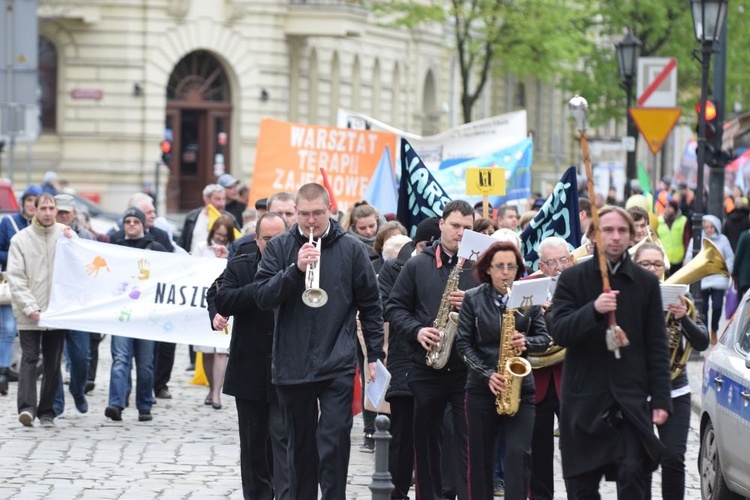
[496,281,532,416]
[426,258,464,369]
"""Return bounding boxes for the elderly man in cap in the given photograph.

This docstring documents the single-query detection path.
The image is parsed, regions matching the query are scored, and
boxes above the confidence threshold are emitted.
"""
[218,174,246,225]
[51,194,96,416]
[105,207,168,423]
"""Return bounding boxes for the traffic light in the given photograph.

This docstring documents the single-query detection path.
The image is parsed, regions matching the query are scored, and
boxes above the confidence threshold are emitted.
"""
[160,140,172,165]
[695,100,720,165]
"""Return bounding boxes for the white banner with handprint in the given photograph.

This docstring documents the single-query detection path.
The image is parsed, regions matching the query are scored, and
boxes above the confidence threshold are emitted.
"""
[40,238,230,348]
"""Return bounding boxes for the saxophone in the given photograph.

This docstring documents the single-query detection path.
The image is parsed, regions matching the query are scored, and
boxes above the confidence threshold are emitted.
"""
[495,281,532,416]
[425,258,464,369]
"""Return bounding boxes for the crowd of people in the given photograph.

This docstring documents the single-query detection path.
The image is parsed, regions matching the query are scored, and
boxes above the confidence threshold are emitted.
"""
[0,169,745,500]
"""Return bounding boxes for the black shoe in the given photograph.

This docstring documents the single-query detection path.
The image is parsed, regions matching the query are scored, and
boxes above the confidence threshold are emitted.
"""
[138,410,152,422]
[84,381,95,394]
[155,388,172,399]
[185,364,195,372]
[212,402,222,410]
[0,367,8,396]
[359,434,375,453]
[125,390,130,408]
[74,394,89,414]
[105,405,123,421]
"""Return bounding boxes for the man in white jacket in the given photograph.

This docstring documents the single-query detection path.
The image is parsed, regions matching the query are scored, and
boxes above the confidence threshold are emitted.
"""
[7,193,74,427]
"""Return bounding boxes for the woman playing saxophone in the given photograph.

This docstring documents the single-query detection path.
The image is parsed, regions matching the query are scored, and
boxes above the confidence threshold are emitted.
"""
[634,243,709,500]
[455,241,550,499]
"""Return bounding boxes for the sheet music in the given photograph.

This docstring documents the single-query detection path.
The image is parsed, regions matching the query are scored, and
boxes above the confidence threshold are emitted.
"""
[507,277,552,309]
[458,230,498,262]
[365,359,392,411]
[660,284,689,311]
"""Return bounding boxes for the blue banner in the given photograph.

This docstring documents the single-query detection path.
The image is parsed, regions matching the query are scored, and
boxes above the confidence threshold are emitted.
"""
[432,138,533,207]
[520,166,581,270]
[397,139,452,237]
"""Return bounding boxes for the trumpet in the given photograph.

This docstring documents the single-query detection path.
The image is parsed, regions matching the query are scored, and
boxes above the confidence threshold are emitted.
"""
[302,227,328,308]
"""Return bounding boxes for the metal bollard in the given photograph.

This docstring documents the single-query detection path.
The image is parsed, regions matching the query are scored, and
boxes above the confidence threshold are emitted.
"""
[368,415,394,500]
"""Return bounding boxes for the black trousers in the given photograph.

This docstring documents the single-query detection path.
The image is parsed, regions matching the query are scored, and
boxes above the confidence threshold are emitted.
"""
[408,367,468,500]
[466,387,535,500]
[235,397,290,500]
[388,395,414,500]
[152,341,176,392]
[647,393,691,500]
[565,420,651,500]
[530,381,559,500]
[87,333,103,381]
[18,330,66,419]
[356,340,376,435]
[276,375,354,500]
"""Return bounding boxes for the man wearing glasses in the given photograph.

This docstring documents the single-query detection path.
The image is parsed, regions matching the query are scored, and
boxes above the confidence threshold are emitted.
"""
[529,236,573,500]
[253,183,385,500]
[551,206,671,498]
[386,200,477,500]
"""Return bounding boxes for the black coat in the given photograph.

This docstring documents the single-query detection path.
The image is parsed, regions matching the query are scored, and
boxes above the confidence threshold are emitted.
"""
[253,220,385,385]
[723,206,750,251]
[110,226,175,252]
[113,235,167,252]
[551,253,672,478]
[456,283,550,394]
[179,207,237,252]
[385,241,479,372]
[214,253,276,402]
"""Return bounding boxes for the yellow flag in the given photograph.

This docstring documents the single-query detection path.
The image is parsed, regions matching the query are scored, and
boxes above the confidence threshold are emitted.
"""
[207,204,242,239]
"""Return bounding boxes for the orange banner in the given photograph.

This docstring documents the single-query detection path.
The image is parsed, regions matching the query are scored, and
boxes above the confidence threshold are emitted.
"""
[250,119,397,211]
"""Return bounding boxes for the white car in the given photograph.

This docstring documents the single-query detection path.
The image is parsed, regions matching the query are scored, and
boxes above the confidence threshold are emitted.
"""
[700,289,750,500]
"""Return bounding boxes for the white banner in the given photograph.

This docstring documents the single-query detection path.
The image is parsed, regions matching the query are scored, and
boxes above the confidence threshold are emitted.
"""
[337,109,528,170]
[40,238,230,348]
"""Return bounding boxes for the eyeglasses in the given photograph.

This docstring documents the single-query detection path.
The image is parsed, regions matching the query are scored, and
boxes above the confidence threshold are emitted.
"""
[259,236,274,242]
[637,261,665,270]
[491,264,519,272]
[124,219,141,225]
[541,257,570,269]
[297,210,328,220]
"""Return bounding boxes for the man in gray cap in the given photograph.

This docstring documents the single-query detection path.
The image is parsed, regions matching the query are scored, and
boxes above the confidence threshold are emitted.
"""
[218,173,246,225]
[51,194,96,417]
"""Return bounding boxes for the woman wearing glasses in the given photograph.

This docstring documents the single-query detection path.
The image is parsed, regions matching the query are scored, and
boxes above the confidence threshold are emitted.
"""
[634,242,709,500]
[455,241,550,499]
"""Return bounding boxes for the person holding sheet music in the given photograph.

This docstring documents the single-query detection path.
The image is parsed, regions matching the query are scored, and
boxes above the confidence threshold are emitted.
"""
[455,241,549,499]
[634,242,709,500]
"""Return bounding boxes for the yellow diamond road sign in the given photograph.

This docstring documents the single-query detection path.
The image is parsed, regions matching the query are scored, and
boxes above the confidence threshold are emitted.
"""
[628,108,683,155]
[466,168,506,196]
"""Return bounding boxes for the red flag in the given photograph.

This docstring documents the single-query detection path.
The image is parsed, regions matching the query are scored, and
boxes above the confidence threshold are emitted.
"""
[319,167,338,212]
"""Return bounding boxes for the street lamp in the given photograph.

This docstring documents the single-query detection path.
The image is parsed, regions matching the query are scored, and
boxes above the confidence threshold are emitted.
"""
[690,0,728,327]
[615,30,642,200]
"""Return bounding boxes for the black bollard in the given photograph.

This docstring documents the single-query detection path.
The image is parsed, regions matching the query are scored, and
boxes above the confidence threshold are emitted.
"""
[369,414,394,500]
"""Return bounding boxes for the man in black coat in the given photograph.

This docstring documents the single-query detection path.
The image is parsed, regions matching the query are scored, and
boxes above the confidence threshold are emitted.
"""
[214,212,290,500]
[253,183,385,500]
[551,205,672,498]
[385,201,478,500]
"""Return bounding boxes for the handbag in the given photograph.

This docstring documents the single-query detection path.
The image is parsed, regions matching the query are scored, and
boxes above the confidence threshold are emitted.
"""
[726,283,739,319]
[0,272,11,306]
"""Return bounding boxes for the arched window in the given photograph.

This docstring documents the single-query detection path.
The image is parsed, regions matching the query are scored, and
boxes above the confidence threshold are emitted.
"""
[38,37,58,132]
[167,50,230,102]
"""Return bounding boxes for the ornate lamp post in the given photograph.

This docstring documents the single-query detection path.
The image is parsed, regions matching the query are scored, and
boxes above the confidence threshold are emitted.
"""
[690,0,729,313]
[615,30,642,200]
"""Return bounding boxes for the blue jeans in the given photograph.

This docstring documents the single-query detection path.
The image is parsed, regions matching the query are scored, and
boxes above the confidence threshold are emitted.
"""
[53,331,90,414]
[109,335,154,412]
[0,304,17,367]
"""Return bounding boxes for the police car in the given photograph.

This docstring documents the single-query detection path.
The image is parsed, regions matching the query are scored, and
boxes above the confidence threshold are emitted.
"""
[700,290,750,500]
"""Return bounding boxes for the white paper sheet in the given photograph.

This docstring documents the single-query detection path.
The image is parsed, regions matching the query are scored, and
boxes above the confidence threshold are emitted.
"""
[458,230,498,262]
[365,359,392,411]
[507,277,552,309]
[660,284,689,311]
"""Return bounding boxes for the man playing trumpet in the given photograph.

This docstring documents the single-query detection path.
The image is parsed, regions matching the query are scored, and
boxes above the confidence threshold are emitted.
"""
[254,183,385,500]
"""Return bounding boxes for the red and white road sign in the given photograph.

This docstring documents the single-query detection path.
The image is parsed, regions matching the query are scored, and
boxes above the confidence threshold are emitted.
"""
[636,57,677,108]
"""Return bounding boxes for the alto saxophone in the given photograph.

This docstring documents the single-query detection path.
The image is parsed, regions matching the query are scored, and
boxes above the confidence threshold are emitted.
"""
[496,281,532,416]
[426,257,464,369]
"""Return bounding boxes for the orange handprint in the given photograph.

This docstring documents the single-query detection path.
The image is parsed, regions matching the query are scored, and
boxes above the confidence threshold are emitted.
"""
[86,256,110,277]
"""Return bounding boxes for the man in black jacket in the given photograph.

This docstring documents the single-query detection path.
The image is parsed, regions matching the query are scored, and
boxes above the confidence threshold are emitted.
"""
[253,183,385,500]
[214,212,289,500]
[385,200,477,500]
[551,205,672,498]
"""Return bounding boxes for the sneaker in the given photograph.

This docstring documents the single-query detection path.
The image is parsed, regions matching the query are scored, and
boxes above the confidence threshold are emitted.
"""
[138,410,152,422]
[359,434,375,453]
[105,405,123,421]
[84,381,95,394]
[18,410,34,427]
[155,388,172,399]
[493,481,505,497]
[74,394,89,414]
[40,416,56,428]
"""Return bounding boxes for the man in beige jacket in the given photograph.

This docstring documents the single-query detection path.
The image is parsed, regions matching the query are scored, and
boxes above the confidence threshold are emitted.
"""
[8,193,73,427]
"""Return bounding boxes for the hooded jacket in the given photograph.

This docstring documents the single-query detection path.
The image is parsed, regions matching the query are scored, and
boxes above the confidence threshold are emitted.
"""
[722,206,750,251]
[685,214,734,290]
[7,220,72,331]
[253,219,385,385]
[0,212,33,269]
